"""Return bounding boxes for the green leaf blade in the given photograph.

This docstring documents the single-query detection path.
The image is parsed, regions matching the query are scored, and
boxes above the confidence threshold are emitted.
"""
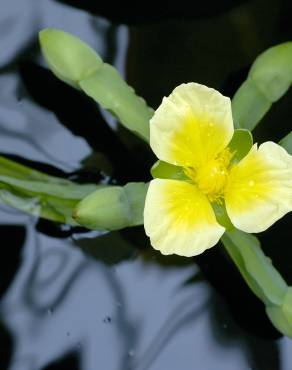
[232,42,292,131]
[79,64,153,141]
[222,230,287,306]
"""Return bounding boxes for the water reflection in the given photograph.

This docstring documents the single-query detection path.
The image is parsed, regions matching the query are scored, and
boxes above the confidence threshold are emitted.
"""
[1,0,292,369]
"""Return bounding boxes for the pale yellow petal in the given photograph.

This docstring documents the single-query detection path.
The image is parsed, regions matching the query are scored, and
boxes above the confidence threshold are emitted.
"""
[144,179,225,257]
[225,142,292,232]
[150,83,234,167]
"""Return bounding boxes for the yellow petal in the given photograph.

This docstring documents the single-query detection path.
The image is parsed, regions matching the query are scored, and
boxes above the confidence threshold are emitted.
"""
[225,142,292,232]
[150,83,234,167]
[144,179,225,256]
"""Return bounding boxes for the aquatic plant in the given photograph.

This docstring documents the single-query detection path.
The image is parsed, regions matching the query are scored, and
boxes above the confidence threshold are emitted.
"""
[1,28,292,337]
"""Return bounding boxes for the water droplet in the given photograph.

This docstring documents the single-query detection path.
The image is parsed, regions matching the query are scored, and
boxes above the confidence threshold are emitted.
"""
[103,316,112,323]
[248,180,255,187]
[66,332,70,337]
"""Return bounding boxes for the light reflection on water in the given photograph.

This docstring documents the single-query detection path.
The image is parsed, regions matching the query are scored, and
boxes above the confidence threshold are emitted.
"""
[0,207,248,370]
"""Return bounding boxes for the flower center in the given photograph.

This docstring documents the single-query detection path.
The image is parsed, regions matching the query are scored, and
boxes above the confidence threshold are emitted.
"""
[184,149,232,202]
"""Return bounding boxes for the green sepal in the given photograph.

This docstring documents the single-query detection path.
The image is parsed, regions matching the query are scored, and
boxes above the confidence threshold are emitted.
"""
[228,129,253,164]
[150,160,188,180]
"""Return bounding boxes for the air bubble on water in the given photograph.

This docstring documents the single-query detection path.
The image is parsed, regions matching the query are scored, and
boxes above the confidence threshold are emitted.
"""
[128,349,135,357]
[76,341,83,349]
[103,316,112,323]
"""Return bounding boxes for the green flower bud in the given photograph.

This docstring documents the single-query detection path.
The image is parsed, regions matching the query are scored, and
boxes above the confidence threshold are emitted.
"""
[39,28,102,89]
[73,182,148,231]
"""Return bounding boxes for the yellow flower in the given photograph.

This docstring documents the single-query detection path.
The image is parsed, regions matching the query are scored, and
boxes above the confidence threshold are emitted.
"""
[144,83,292,257]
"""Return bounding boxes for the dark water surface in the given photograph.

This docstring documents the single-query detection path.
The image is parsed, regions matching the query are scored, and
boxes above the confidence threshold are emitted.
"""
[1,0,292,369]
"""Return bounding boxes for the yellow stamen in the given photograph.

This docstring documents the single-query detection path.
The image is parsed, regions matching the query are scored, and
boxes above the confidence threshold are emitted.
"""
[184,148,232,202]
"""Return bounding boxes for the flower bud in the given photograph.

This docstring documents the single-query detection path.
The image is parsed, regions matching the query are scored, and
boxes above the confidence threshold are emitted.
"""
[39,28,102,89]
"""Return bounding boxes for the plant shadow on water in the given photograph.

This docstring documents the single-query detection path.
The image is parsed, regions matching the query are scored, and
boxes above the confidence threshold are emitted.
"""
[1,0,292,369]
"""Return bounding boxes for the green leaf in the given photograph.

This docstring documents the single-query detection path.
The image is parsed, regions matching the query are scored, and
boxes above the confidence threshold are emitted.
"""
[0,184,79,224]
[250,42,292,102]
[74,182,148,230]
[221,232,268,303]
[221,230,287,306]
[79,64,153,141]
[151,160,187,180]
[279,131,292,154]
[266,288,292,338]
[232,42,292,130]
[39,28,103,89]
[0,155,100,224]
[40,28,153,142]
[0,175,98,200]
[228,129,253,164]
